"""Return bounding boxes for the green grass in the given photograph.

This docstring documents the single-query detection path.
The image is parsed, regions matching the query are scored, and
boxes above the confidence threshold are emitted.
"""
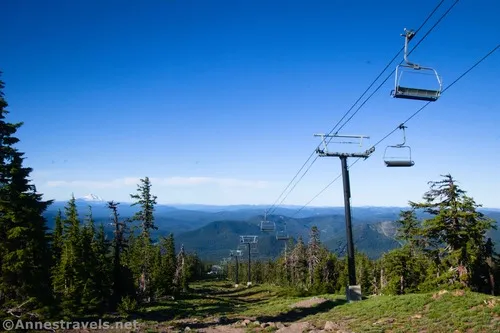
[136,281,500,332]
[308,290,500,333]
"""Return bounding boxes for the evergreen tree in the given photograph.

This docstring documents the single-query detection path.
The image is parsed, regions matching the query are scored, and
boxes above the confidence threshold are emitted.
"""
[130,177,158,237]
[307,226,321,287]
[51,210,64,284]
[0,76,53,317]
[108,201,133,308]
[53,196,84,317]
[289,237,307,288]
[410,174,496,289]
[174,244,187,293]
[396,209,422,253]
[79,206,105,313]
[160,234,176,295]
[92,223,112,312]
[130,177,158,300]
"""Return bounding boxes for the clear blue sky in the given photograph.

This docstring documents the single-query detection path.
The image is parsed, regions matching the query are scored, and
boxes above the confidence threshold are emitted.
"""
[2,0,499,207]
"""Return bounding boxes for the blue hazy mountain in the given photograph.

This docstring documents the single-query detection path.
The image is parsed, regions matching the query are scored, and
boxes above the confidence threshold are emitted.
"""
[43,196,500,262]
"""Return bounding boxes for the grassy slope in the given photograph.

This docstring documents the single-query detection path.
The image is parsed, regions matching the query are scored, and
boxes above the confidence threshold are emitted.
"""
[137,281,500,332]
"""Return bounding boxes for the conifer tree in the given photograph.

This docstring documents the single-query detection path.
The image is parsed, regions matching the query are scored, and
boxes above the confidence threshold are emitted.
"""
[410,174,496,289]
[53,195,84,317]
[307,226,322,286]
[396,209,422,253]
[130,177,158,237]
[290,237,307,287]
[108,201,132,307]
[130,177,157,300]
[92,223,112,312]
[174,244,187,292]
[0,76,53,317]
[79,207,105,313]
[51,210,64,281]
[160,234,177,295]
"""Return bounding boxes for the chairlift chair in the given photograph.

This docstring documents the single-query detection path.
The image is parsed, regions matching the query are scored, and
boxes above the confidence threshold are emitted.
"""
[260,212,276,232]
[391,29,442,102]
[383,125,415,167]
[276,223,290,241]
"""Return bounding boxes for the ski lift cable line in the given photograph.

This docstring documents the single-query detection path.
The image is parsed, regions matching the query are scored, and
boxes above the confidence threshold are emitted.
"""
[371,43,500,149]
[288,43,499,213]
[264,0,452,216]
[330,0,460,138]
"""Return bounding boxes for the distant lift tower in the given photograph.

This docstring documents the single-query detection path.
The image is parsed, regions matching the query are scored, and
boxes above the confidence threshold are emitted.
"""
[314,133,375,302]
[239,235,258,286]
[276,221,290,256]
[230,250,243,287]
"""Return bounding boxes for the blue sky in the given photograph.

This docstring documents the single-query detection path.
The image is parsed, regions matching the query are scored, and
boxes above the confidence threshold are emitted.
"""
[2,0,499,208]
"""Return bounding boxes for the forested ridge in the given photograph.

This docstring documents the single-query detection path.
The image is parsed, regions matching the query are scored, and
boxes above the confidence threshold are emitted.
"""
[1,75,499,325]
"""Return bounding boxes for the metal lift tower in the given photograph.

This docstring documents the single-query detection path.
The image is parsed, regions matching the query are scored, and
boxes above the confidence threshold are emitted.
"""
[239,235,258,286]
[314,133,375,302]
[230,250,243,287]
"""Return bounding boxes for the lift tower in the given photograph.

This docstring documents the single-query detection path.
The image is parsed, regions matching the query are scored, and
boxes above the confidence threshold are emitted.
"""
[314,133,375,302]
[230,250,243,287]
[239,235,258,286]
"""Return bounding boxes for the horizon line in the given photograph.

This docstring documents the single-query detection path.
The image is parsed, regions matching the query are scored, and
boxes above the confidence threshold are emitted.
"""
[49,200,500,210]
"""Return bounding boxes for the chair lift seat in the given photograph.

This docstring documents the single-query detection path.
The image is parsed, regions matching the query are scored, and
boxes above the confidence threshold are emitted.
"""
[394,86,440,102]
[385,160,415,167]
[276,231,290,241]
[260,221,275,232]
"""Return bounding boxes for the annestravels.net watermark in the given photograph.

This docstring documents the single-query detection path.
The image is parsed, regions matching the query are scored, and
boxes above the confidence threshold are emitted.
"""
[2,319,139,330]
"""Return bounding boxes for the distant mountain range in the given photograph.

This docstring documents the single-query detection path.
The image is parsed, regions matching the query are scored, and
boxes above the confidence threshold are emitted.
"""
[44,195,500,262]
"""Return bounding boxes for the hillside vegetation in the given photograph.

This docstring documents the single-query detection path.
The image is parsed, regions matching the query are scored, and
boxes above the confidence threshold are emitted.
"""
[133,281,500,332]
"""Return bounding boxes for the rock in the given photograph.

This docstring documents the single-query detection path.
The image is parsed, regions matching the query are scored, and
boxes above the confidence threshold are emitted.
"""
[276,322,285,329]
[243,319,251,325]
[324,321,338,331]
[185,327,191,331]
[276,322,310,332]
[254,320,260,325]
[260,322,269,328]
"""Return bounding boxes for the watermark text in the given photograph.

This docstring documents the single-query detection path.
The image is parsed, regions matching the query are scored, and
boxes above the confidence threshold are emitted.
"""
[2,319,138,331]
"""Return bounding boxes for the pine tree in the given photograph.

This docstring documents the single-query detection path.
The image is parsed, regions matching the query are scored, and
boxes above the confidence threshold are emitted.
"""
[130,177,158,300]
[289,237,307,288]
[51,210,64,285]
[53,196,84,317]
[92,223,112,312]
[79,206,104,313]
[107,201,133,308]
[0,76,53,317]
[130,177,158,237]
[174,244,187,293]
[307,226,322,287]
[396,209,422,253]
[160,234,177,295]
[410,174,496,289]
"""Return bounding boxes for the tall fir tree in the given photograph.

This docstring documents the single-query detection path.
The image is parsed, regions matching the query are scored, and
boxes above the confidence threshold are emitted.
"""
[159,234,177,295]
[410,174,496,289]
[130,177,158,301]
[307,226,322,287]
[51,210,64,284]
[107,201,133,308]
[53,195,84,317]
[174,244,187,293]
[0,75,53,317]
